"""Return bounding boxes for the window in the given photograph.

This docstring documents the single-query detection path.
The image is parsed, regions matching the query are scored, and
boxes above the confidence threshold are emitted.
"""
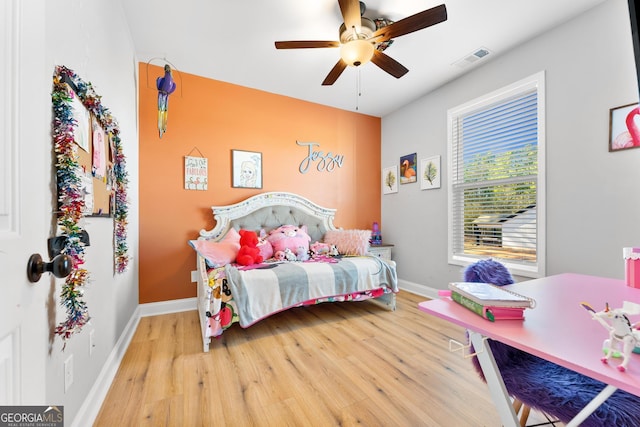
[447,72,545,277]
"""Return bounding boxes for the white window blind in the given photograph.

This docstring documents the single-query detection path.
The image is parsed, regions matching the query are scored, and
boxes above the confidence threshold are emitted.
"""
[448,72,545,277]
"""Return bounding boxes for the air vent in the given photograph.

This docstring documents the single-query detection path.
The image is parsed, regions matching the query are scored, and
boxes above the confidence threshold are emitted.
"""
[453,47,491,68]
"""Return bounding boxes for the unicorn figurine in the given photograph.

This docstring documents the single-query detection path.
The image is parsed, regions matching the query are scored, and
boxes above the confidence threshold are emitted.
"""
[582,301,640,372]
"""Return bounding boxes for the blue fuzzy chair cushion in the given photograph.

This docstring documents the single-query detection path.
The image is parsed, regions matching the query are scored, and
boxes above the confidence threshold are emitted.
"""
[464,259,640,426]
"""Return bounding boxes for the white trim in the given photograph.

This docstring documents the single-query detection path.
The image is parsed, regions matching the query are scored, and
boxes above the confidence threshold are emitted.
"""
[447,71,546,278]
[398,279,439,300]
[138,297,197,317]
[70,297,197,427]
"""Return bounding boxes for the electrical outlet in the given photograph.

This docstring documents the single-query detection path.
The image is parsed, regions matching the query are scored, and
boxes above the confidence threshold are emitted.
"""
[89,330,95,356]
[64,355,74,392]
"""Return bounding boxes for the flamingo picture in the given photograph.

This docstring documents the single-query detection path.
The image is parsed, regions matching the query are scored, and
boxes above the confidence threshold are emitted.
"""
[400,154,417,184]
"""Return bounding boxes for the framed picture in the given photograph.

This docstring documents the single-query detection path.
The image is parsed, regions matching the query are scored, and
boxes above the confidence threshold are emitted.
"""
[420,155,441,190]
[232,150,262,189]
[184,156,208,190]
[382,165,398,194]
[609,102,640,151]
[91,115,107,179]
[399,153,417,184]
[69,86,90,152]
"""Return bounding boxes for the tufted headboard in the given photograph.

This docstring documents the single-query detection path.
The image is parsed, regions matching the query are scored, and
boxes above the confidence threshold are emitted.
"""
[199,192,337,243]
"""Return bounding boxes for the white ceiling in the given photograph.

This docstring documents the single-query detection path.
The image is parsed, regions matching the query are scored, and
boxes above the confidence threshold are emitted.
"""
[121,0,609,117]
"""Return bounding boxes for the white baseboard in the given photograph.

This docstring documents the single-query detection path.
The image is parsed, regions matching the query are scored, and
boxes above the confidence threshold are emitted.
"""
[138,297,197,317]
[71,297,198,427]
[398,278,439,300]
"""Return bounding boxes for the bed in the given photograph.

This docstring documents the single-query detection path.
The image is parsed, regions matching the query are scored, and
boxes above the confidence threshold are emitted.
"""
[191,192,398,352]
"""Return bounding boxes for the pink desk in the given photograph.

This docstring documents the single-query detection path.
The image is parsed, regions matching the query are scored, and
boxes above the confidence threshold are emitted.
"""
[418,273,640,426]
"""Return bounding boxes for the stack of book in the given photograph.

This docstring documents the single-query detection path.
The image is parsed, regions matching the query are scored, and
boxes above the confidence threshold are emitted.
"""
[448,282,536,321]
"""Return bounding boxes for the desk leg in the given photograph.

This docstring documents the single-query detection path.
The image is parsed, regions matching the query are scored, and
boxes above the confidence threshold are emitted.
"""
[565,384,617,427]
[468,331,519,427]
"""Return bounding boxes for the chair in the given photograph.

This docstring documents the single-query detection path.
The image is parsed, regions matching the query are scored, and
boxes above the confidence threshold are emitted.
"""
[463,259,531,426]
[464,259,640,427]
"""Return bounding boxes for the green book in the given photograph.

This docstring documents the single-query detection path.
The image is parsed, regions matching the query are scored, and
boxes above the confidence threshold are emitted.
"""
[449,281,535,308]
[451,291,494,321]
[450,289,526,321]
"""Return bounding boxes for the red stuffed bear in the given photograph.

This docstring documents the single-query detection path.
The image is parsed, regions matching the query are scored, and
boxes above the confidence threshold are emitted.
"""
[235,229,264,266]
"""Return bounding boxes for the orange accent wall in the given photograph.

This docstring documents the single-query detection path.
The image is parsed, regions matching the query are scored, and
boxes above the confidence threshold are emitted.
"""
[138,63,381,303]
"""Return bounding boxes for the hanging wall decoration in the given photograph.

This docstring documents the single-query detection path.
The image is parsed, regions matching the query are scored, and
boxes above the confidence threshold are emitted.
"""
[156,64,177,138]
[382,165,398,194]
[185,147,208,190]
[52,65,130,343]
[609,102,640,151]
[420,155,441,190]
[296,140,344,173]
[400,153,417,184]
[232,150,263,189]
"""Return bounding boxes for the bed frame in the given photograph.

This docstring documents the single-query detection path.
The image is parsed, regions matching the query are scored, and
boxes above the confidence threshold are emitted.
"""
[199,191,337,243]
[192,191,395,352]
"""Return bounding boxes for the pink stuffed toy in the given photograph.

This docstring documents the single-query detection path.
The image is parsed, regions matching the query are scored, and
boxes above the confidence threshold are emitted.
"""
[310,241,332,256]
[257,229,273,260]
[267,225,311,254]
[236,229,264,266]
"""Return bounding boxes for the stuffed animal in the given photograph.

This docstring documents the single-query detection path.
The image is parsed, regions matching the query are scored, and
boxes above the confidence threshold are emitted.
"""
[267,225,311,254]
[257,229,273,260]
[310,241,332,256]
[296,246,309,261]
[235,229,264,266]
[274,250,285,261]
[283,248,297,261]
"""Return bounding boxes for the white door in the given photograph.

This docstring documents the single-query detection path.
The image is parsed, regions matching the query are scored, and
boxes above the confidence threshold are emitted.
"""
[0,0,48,405]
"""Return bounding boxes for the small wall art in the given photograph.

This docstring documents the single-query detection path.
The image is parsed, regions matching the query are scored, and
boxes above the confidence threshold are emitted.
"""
[420,155,441,190]
[232,150,262,189]
[399,153,417,184]
[69,88,90,152]
[185,155,208,190]
[609,102,640,151]
[91,116,107,179]
[382,165,398,194]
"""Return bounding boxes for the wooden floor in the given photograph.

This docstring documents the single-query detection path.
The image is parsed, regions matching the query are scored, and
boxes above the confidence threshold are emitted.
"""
[94,291,524,426]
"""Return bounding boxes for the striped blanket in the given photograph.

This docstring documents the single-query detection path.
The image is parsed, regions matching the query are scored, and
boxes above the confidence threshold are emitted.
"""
[224,256,398,327]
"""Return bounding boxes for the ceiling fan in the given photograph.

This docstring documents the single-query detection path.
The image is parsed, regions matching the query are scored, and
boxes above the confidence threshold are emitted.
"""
[275,0,447,85]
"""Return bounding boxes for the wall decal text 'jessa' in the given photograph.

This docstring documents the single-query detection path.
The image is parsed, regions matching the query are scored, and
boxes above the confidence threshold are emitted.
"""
[297,141,344,173]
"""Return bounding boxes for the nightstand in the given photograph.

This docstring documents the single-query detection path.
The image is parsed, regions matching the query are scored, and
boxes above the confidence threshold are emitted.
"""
[368,244,393,260]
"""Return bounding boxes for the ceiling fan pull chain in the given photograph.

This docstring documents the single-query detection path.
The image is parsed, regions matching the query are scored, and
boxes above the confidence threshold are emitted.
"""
[355,68,361,111]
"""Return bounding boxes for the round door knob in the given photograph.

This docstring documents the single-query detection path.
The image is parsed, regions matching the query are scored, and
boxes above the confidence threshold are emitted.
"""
[27,253,73,283]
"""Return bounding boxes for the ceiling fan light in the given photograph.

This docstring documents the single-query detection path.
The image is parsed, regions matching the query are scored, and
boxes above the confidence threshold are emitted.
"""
[340,39,374,67]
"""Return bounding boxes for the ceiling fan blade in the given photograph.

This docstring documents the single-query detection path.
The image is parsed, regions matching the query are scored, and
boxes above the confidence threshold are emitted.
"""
[371,50,409,79]
[338,0,361,31]
[373,4,447,43]
[322,59,348,86]
[275,41,340,49]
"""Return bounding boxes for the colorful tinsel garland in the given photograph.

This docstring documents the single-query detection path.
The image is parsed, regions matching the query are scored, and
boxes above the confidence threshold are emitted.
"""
[52,65,130,342]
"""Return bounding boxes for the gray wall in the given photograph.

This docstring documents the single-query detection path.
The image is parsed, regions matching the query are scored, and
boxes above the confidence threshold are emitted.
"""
[42,0,139,422]
[382,0,640,295]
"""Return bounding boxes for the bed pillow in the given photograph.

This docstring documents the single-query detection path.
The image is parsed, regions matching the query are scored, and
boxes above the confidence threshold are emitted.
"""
[188,228,241,268]
[323,229,372,256]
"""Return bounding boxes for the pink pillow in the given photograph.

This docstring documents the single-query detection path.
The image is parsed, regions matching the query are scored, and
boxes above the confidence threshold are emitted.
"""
[323,229,372,256]
[188,228,241,268]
